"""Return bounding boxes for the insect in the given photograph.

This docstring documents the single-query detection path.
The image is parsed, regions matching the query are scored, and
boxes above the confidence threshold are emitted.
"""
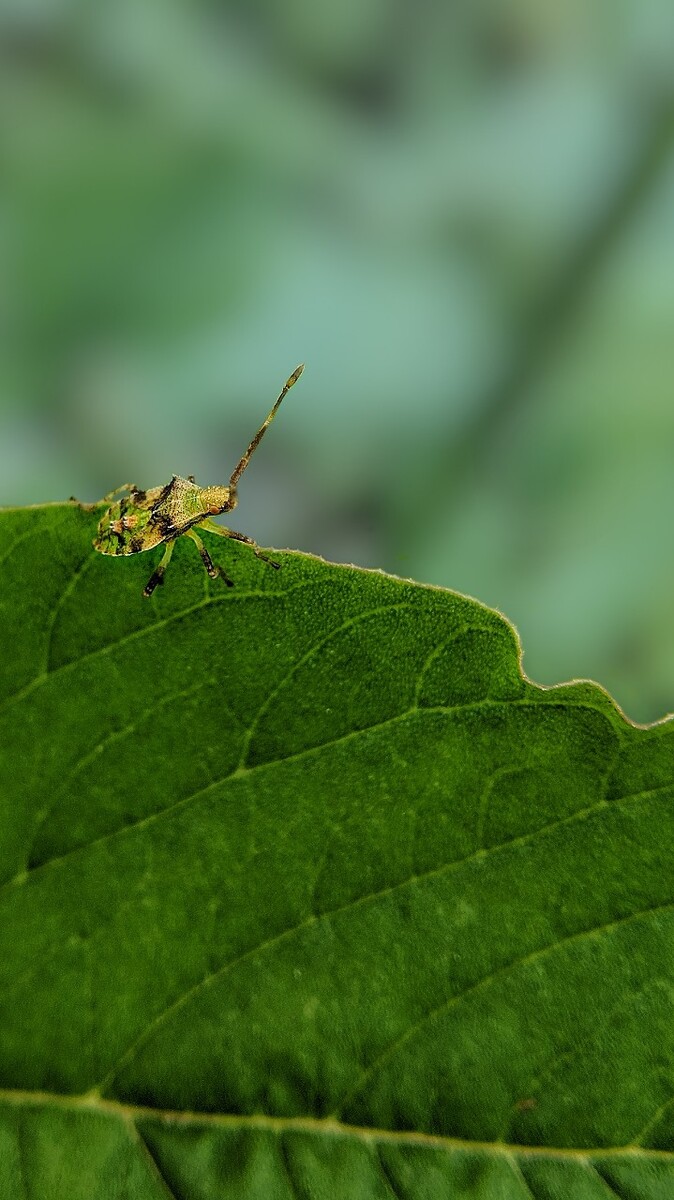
[93,364,304,597]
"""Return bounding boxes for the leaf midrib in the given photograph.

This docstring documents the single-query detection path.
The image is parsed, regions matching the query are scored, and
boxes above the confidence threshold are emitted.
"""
[0,1087,669,1163]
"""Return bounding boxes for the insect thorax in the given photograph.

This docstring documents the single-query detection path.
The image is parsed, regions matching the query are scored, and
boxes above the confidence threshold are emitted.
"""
[199,484,235,514]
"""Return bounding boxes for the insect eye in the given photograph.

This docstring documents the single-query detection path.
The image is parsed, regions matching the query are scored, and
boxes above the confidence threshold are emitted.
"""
[209,504,221,515]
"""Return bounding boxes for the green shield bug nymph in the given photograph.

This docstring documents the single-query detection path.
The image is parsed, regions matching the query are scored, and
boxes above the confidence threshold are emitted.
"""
[93,364,304,597]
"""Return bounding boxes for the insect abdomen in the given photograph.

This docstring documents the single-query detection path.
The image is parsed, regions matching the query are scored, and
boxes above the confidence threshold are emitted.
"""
[95,495,165,556]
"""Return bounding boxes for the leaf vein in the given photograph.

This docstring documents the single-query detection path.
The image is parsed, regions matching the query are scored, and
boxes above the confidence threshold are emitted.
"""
[333,897,674,1119]
[279,1137,309,1200]
[376,1145,410,1200]
[587,1162,628,1198]
[238,600,414,768]
[0,579,315,713]
[10,697,650,890]
[42,552,95,674]
[507,1153,538,1199]
[0,526,41,570]
[23,679,216,871]
[629,1089,674,1147]
[96,859,674,1102]
[132,1124,183,1200]
[412,625,471,705]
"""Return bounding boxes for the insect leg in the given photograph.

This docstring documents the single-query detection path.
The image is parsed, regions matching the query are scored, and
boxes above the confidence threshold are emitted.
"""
[186,529,234,587]
[102,483,140,503]
[143,540,175,598]
[200,518,281,569]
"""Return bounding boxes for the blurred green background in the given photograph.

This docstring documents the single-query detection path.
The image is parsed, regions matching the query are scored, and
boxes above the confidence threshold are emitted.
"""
[1,1,674,723]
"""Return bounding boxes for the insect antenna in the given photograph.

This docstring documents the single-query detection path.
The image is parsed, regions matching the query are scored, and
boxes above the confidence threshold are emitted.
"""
[229,364,304,490]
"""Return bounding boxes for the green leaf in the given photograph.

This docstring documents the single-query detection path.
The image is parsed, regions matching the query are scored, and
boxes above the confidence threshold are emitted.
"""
[1,503,673,1199]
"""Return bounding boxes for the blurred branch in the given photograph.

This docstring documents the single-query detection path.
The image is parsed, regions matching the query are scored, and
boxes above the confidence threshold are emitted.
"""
[406,91,674,539]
